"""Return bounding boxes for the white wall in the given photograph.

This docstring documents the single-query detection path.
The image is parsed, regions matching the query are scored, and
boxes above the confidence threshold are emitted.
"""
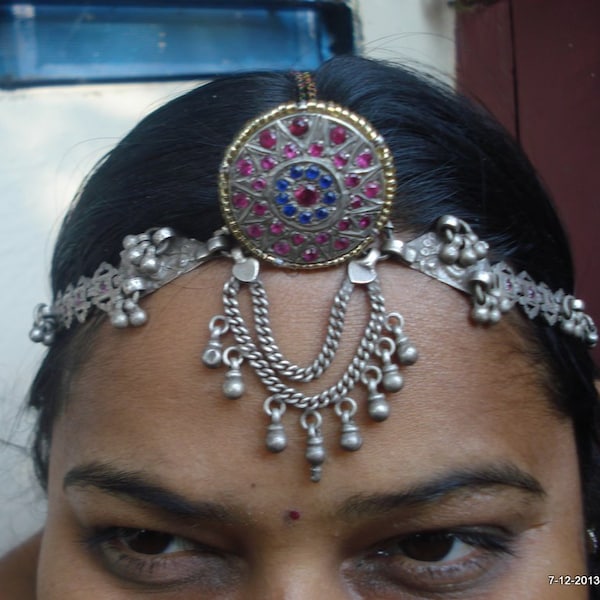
[0,0,455,554]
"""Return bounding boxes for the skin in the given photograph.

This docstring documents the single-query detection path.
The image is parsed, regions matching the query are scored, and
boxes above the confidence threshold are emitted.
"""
[17,261,595,597]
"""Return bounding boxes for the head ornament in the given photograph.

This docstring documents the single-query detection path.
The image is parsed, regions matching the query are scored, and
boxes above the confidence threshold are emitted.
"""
[30,73,598,481]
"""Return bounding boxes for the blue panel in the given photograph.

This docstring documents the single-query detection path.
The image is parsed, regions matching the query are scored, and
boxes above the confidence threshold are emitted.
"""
[0,1,354,88]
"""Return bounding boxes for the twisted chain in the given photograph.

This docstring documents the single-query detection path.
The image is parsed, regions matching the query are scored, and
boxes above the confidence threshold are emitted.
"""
[223,276,386,410]
[249,277,354,382]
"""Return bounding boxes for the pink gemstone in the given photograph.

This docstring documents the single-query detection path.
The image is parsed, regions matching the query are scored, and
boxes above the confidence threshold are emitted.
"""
[236,158,254,176]
[330,126,347,145]
[345,174,361,188]
[260,156,277,171]
[338,219,351,231]
[302,247,319,262]
[292,233,306,245]
[273,241,291,256]
[259,129,277,149]
[289,117,309,136]
[253,203,268,216]
[270,221,285,235]
[333,153,348,169]
[334,238,350,251]
[294,185,319,207]
[247,224,263,238]
[350,195,363,209]
[252,178,267,191]
[284,143,299,159]
[309,142,324,157]
[364,182,380,198]
[315,232,330,245]
[358,216,371,229]
[355,151,373,168]
[233,192,250,208]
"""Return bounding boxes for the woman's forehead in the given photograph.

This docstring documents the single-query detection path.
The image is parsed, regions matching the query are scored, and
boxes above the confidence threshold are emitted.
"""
[52,260,560,501]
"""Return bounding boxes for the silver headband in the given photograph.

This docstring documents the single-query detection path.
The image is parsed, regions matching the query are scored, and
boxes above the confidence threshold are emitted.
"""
[30,90,598,481]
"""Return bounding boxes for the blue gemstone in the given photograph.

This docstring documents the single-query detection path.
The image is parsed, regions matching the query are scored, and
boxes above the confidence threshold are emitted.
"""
[283,205,297,217]
[276,179,289,191]
[322,191,337,205]
[290,166,304,179]
[320,175,333,189]
[276,193,289,204]
[306,166,320,180]
[299,211,312,224]
[316,208,329,220]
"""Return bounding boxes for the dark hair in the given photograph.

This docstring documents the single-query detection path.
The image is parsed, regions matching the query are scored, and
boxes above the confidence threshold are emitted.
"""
[28,55,599,579]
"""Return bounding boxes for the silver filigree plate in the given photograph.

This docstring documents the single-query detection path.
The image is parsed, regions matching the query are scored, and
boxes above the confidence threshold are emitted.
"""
[219,101,396,269]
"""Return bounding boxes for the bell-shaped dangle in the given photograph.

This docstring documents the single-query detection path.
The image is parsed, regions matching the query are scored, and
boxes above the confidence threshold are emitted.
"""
[377,337,404,393]
[301,410,326,482]
[202,315,229,368]
[362,366,390,422]
[335,398,362,452]
[264,398,287,453]
[385,312,419,366]
[222,346,245,399]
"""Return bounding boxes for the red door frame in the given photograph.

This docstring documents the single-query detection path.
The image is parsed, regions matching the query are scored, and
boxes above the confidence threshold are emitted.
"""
[456,0,600,362]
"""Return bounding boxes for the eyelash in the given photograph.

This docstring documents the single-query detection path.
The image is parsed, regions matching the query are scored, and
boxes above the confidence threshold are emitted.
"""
[82,525,516,592]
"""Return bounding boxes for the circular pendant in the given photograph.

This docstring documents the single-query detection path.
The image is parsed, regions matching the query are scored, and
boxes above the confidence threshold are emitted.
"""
[219,101,395,269]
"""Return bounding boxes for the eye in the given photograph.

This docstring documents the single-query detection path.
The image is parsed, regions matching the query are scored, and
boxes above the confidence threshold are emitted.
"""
[376,531,475,562]
[113,528,195,555]
[360,528,516,594]
[84,527,236,589]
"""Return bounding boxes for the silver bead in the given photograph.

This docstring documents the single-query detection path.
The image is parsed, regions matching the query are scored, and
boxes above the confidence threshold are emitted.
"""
[110,312,129,328]
[223,370,244,399]
[122,234,139,249]
[398,343,418,365]
[29,326,44,343]
[42,331,55,346]
[472,305,489,323]
[126,246,144,264]
[368,392,390,421]
[382,363,403,393]
[340,421,362,451]
[129,308,148,327]
[440,243,459,264]
[266,422,287,453]
[305,433,326,467]
[474,240,489,258]
[140,256,159,274]
[459,246,477,267]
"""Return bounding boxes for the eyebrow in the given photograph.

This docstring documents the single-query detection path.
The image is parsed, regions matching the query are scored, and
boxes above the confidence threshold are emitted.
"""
[339,462,546,519]
[64,461,545,523]
[64,462,235,523]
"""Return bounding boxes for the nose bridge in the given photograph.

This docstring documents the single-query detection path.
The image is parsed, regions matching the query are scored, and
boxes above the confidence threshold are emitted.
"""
[246,543,355,600]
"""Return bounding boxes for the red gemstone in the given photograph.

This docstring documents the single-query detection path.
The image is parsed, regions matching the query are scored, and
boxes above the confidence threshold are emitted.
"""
[270,221,285,235]
[260,156,277,171]
[284,143,299,159]
[294,185,319,207]
[289,117,309,136]
[236,159,254,176]
[302,247,319,262]
[350,195,363,209]
[358,216,371,229]
[247,224,263,238]
[252,178,267,191]
[259,129,277,149]
[292,233,306,245]
[334,238,350,251]
[355,151,373,168]
[233,192,250,208]
[315,232,330,245]
[253,203,268,216]
[330,126,347,145]
[333,153,349,169]
[338,219,351,231]
[345,174,361,188]
[364,182,380,198]
[273,241,291,255]
[309,142,324,157]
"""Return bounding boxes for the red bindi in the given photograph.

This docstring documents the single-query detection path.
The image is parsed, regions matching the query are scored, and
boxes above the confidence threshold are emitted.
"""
[288,510,301,521]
